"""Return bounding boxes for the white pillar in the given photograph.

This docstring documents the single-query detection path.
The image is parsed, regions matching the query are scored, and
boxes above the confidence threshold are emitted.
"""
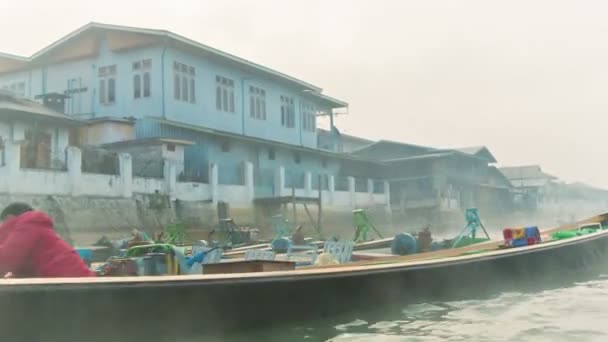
[164,160,177,201]
[304,171,312,197]
[244,161,254,202]
[209,162,218,204]
[328,175,335,205]
[368,179,374,204]
[274,166,285,197]
[384,180,391,214]
[66,146,82,196]
[348,176,356,208]
[118,153,132,198]
[4,141,20,194]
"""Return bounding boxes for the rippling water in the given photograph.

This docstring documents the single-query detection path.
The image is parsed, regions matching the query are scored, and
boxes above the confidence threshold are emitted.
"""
[203,275,608,342]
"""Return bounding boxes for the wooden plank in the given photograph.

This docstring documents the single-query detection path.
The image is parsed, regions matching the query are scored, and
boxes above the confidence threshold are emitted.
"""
[225,243,270,253]
[352,237,393,251]
[224,240,326,258]
[202,260,295,275]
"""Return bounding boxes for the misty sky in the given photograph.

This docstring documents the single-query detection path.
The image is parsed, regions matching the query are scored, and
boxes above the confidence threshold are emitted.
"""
[2,0,607,187]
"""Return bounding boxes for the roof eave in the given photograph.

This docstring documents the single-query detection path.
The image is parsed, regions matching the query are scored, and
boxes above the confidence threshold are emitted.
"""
[303,90,348,108]
[145,116,381,164]
[0,52,28,61]
[23,22,325,93]
[165,30,322,92]
[0,109,81,126]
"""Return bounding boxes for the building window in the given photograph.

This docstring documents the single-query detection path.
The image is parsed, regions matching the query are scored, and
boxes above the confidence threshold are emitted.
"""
[294,152,301,164]
[281,95,295,128]
[108,78,116,103]
[268,148,276,160]
[2,81,26,98]
[221,141,230,152]
[182,77,189,102]
[98,65,116,105]
[133,75,141,98]
[143,73,150,97]
[174,74,180,100]
[321,158,327,168]
[99,80,106,104]
[189,78,195,103]
[216,75,235,113]
[133,59,151,99]
[166,144,176,152]
[249,86,266,120]
[302,103,316,132]
[174,61,195,103]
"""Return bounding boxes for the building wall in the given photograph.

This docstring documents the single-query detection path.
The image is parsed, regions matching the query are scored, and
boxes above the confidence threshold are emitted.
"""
[162,47,324,149]
[135,119,344,188]
[78,122,135,145]
[0,41,165,120]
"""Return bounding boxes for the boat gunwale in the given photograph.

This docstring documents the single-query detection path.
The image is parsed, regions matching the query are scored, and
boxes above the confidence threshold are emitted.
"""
[2,227,608,292]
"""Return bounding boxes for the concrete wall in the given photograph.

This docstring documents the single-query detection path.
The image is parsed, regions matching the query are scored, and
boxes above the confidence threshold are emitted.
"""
[0,141,389,208]
[81,173,123,197]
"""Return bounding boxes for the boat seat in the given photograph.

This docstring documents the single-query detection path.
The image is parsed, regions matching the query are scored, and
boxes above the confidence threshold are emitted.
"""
[323,241,354,264]
[244,250,276,261]
[286,244,318,266]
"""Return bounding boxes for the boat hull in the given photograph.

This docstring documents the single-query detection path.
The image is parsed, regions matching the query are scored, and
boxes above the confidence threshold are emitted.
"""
[3,230,608,340]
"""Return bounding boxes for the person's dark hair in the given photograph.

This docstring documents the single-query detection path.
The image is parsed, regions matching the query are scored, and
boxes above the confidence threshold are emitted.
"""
[0,202,34,220]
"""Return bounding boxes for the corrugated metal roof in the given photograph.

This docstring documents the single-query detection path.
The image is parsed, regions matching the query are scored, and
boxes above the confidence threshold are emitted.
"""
[351,140,488,163]
[499,165,556,181]
[453,146,497,163]
[0,92,78,125]
[381,152,456,163]
[350,139,436,155]
[509,178,552,188]
[102,137,195,148]
[454,146,484,154]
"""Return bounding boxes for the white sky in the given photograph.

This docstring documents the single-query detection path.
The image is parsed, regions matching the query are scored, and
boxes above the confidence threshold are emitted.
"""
[2,0,607,187]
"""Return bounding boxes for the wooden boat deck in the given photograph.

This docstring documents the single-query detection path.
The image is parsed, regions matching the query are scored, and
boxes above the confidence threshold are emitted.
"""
[3,212,607,290]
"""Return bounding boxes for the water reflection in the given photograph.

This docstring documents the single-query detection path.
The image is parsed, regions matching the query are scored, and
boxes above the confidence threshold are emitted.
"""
[166,272,608,342]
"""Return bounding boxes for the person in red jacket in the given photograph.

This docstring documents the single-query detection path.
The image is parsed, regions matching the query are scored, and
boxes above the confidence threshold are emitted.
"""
[0,203,95,278]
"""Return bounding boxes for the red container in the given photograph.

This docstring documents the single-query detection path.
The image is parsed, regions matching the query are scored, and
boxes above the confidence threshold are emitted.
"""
[503,228,513,240]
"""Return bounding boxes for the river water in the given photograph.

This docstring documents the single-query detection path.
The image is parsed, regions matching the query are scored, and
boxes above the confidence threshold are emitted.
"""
[198,274,608,342]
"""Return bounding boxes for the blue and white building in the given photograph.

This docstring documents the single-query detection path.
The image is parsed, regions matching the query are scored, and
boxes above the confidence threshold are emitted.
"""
[0,23,389,208]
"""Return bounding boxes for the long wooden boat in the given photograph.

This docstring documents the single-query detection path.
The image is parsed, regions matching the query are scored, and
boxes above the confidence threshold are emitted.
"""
[2,213,608,340]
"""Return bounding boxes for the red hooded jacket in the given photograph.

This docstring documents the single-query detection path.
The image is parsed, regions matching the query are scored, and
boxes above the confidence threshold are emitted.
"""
[0,211,95,277]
